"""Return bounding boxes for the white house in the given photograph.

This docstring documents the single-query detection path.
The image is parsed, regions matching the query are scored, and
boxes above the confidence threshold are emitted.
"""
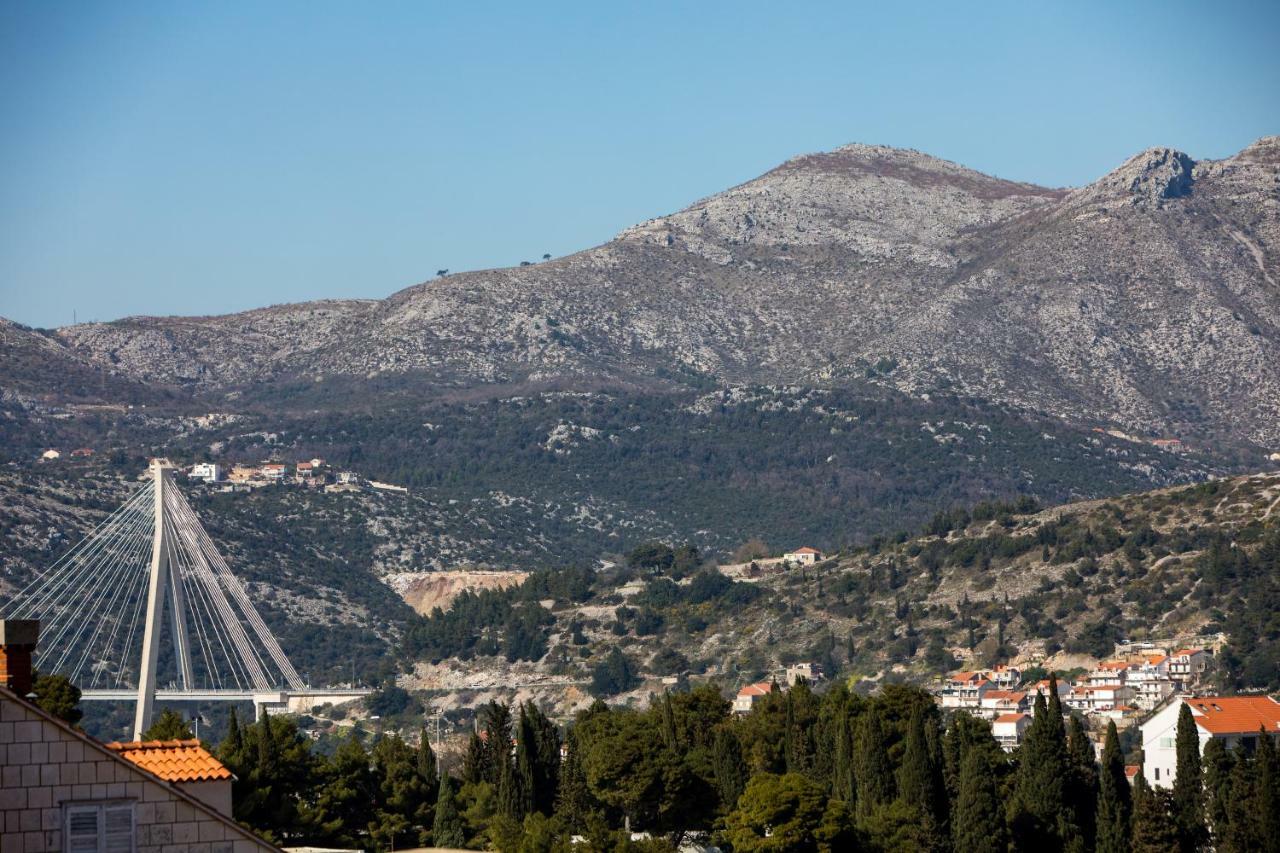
[1027,679,1072,701]
[40,449,61,460]
[783,547,823,565]
[1140,695,1280,788]
[979,690,1029,718]
[986,664,1023,688]
[1167,649,1209,683]
[992,713,1032,751]
[260,463,288,480]
[941,673,994,710]
[1067,684,1136,713]
[733,681,776,714]
[189,462,221,483]
[784,662,823,684]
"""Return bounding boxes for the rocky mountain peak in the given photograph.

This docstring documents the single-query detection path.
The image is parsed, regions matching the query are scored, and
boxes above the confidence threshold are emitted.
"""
[1232,135,1280,165]
[1071,146,1196,209]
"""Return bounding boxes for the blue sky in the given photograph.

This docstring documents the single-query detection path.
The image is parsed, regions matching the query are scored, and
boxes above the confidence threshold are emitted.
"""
[1,2,1277,328]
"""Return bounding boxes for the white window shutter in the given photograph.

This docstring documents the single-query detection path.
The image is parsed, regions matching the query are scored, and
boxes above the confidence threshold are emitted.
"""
[66,805,102,853]
[103,804,135,852]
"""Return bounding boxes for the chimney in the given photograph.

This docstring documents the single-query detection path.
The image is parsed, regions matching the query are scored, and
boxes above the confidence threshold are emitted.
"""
[0,619,39,696]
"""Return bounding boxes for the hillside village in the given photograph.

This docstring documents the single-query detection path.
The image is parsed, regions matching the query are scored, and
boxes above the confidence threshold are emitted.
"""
[36,449,409,495]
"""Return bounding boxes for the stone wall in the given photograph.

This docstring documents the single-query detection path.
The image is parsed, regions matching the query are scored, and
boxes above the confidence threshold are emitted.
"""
[0,690,277,853]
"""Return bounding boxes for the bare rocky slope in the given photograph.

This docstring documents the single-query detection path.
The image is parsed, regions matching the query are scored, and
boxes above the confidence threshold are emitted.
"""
[5,137,1277,448]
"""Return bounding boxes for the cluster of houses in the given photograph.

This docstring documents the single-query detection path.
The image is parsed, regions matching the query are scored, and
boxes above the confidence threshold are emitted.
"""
[184,460,408,495]
[937,649,1214,752]
[37,448,95,462]
[732,662,825,713]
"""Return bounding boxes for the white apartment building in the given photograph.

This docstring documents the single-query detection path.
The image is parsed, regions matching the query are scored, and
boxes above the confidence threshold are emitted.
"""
[1140,695,1280,788]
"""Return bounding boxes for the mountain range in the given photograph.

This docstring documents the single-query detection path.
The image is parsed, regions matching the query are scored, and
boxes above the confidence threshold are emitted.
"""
[4,136,1278,451]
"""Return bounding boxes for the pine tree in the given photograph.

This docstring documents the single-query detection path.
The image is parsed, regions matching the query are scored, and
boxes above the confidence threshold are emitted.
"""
[1095,720,1131,853]
[315,732,373,848]
[712,727,748,811]
[1066,714,1099,847]
[432,775,465,849]
[1172,702,1207,851]
[1201,737,1234,845]
[1132,772,1180,852]
[953,747,1008,853]
[142,708,193,740]
[256,709,279,782]
[854,708,894,820]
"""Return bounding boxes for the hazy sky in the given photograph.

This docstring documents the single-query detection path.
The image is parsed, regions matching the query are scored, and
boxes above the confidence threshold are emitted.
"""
[2,2,1277,328]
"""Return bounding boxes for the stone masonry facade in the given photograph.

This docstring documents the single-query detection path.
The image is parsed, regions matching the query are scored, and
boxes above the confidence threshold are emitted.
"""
[0,689,278,853]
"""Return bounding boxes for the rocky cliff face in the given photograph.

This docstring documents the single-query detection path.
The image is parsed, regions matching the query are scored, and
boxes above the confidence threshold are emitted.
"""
[11,138,1280,446]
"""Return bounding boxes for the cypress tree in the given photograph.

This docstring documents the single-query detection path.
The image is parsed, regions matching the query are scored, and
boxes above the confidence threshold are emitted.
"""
[256,711,279,782]
[660,691,679,751]
[1172,702,1207,851]
[1011,682,1074,851]
[555,729,592,832]
[1132,772,1179,852]
[953,747,1008,853]
[1258,728,1280,853]
[416,728,438,806]
[712,727,748,810]
[461,731,485,784]
[1095,720,1131,853]
[1066,714,1098,847]
[1221,749,1260,853]
[432,775,465,849]
[220,708,244,768]
[854,707,895,820]
[1201,737,1234,845]
[497,752,524,820]
[481,700,514,786]
[832,712,856,805]
[898,706,946,848]
[515,706,537,818]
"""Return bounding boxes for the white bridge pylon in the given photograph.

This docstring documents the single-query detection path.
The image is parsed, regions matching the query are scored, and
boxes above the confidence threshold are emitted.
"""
[2,460,320,738]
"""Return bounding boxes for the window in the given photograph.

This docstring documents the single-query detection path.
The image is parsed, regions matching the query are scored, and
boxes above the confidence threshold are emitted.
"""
[1159,737,1175,748]
[64,802,135,853]
[1154,767,1160,781]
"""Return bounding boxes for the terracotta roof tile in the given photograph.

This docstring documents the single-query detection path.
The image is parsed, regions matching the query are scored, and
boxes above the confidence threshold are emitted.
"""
[1185,696,1280,735]
[105,739,233,782]
[994,713,1029,724]
[738,681,774,697]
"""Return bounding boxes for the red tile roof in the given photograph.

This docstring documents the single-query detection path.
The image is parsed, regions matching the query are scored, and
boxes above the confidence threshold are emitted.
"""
[994,713,1029,724]
[1185,696,1280,735]
[105,739,233,782]
[737,681,774,698]
[790,547,821,555]
[1124,765,1140,779]
[1173,648,1204,658]
[983,690,1027,703]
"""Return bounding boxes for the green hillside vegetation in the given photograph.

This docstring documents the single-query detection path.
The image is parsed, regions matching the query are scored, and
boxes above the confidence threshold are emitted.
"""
[79,682,1278,852]
[394,472,1280,707]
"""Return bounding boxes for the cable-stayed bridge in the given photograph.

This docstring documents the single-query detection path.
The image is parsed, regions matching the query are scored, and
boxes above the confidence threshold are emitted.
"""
[1,460,369,738]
